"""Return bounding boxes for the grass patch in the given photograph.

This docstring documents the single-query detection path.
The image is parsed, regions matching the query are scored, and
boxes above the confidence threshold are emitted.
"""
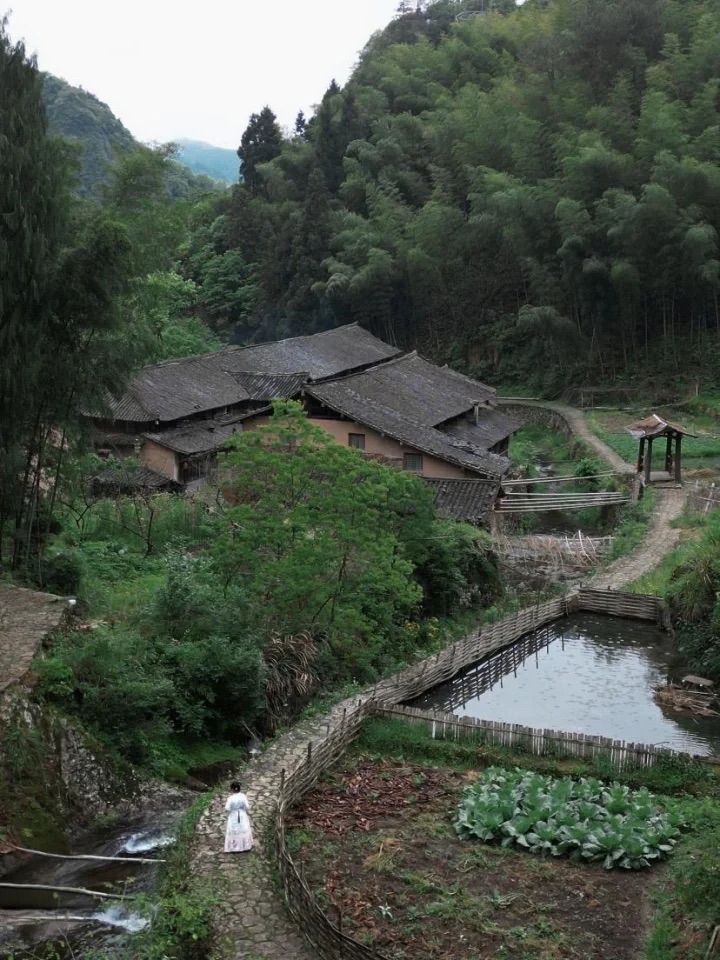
[354,718,720,798]
[588,409,720,472]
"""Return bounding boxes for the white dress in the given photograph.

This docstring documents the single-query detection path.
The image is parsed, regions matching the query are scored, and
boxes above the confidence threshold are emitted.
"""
[224,792,253,852]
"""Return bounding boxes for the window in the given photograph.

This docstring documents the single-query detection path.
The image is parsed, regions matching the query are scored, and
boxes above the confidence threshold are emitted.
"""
[403,452,423,472]
[348,433,366,450]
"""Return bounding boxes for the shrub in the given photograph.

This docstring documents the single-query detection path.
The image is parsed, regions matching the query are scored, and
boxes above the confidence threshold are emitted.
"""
[455,767,682,870]
[38,549,84,595]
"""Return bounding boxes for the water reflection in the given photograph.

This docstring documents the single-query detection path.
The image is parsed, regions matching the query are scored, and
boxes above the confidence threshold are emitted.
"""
[410,613,720,757]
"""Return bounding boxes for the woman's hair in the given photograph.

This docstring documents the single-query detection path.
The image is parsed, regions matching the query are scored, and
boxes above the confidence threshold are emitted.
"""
[230,780,241,792]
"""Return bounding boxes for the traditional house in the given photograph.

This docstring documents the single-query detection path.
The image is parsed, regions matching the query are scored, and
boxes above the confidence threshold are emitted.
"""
[88,324,518,515]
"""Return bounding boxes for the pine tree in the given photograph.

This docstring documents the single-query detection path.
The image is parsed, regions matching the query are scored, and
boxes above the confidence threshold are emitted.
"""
[237,107,283,195]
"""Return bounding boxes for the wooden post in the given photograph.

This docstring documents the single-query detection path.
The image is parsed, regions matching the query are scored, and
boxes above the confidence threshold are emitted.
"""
[637,436,645,474]
[665,433,673,474]
[644,436,653,485]
[675,433,682,484]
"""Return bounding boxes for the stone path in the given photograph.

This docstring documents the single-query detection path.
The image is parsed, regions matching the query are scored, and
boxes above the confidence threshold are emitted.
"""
[0,583,67,692]
[192,698,359,960]
[589,485,689,590]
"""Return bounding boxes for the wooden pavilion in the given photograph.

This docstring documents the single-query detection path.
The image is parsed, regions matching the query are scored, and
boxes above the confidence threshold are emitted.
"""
[625,414,695,485]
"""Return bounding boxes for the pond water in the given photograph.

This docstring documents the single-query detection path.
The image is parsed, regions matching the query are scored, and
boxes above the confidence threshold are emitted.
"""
[411,613,720,757]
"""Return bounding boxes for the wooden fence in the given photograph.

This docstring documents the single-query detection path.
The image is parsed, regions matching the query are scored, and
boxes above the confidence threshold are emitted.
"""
[375,704,719,770]
[269,586,673,960]
[577,587,667,624]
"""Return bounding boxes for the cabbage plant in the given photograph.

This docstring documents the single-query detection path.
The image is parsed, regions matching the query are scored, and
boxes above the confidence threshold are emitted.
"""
[455,767,683,870]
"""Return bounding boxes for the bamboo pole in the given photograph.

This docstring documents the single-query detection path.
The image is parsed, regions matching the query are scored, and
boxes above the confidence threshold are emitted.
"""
[0,883,134,901]
[5,844,165,864]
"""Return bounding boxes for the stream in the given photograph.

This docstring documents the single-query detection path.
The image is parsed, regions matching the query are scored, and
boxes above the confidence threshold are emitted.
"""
[411,613,720,757]
[0,811,186,959]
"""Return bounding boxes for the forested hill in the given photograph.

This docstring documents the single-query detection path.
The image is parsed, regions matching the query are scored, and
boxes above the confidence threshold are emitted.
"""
[42,75,220,197]
[175,139,239,183]
[41,74,136,193]
[187,0,720,393]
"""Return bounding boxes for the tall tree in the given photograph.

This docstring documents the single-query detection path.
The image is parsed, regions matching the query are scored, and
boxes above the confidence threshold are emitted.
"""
[237,107,283,195]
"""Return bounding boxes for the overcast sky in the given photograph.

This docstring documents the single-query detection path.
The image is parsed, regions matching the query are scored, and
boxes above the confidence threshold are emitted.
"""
[8,0,402,148]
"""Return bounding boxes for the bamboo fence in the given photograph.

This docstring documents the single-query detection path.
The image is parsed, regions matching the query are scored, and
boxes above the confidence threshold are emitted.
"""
[375,704,720,770]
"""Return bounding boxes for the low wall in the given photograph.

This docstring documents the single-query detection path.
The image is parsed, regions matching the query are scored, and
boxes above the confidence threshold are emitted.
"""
[497,401,577,440]
[270,587,670,959]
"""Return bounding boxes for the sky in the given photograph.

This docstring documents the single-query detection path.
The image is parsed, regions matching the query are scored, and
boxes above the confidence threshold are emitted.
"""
[8,0,402,149]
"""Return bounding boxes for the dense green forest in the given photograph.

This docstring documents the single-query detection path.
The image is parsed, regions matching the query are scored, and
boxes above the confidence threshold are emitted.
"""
[180,0,720,392]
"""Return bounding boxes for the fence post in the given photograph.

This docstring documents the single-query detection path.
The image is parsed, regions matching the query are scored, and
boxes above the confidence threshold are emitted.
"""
[307,742,312,764]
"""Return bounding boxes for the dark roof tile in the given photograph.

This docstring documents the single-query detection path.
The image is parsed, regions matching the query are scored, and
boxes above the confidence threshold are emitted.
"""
[105,325,398,424]
[143,419,246,456]
[313,352,496,427]
[424,478,500,523]
[442,410,520,449]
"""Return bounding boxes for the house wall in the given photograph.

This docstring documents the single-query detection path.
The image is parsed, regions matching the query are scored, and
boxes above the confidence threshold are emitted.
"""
[307,418,466,478]
[242,414,466,479]
[140,440,179,481]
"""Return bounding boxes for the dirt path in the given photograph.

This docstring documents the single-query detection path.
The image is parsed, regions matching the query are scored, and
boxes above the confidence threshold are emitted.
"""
[499,399,633,473]
[500,400,692,590]
[589,486,688,590]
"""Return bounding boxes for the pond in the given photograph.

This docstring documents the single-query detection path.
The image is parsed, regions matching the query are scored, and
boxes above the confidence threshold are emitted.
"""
[410,613,720,758]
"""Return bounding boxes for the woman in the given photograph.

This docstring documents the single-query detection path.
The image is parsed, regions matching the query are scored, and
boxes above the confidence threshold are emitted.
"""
[224,780,253,852]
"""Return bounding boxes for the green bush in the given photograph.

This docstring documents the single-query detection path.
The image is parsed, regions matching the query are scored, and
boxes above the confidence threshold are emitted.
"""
[37,549,84,595]
[455,767,682,870]
[414,521,500,617]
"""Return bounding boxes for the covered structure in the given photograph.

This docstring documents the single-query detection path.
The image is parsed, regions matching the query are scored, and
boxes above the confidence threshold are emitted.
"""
[625,414,695,485]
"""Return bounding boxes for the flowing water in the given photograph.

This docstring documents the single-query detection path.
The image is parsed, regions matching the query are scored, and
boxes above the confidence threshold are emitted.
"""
[0,814,184,959]
[411,613,720,757]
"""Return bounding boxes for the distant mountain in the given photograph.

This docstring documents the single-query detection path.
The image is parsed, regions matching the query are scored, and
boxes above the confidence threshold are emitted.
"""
[174,139,239,184]
[42,75,222,197]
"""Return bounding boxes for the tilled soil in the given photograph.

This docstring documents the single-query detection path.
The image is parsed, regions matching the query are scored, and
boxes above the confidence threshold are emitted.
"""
[287,759,657,960]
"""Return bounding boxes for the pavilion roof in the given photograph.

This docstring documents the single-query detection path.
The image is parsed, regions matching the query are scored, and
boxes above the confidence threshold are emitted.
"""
[624,413,696,440]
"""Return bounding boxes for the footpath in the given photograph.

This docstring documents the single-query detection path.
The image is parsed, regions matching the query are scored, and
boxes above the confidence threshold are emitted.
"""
[193,702,353,960]
[191,404,689,960]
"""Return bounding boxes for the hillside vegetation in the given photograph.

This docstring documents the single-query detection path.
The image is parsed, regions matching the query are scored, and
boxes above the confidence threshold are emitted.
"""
[42,74,221,197]
[181,0,720,391]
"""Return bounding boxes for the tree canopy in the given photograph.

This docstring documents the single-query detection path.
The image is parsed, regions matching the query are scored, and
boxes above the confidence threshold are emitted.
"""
[181,0,720,389]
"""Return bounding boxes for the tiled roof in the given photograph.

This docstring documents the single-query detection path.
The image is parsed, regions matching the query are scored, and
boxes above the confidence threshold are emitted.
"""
[231,372,308,401]
[306,385,510,477]
[92,466,181,494]
[143,419,245,456]
[442,410,520,449]
[424,478,500,523]
[312,353,497,428]
[229,324,400,379]
[625,413,696,440]
[110,353,252,423]
[104,325,398,424]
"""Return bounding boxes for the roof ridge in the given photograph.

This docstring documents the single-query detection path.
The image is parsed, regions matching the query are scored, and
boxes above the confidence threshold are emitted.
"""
[135,346,241,373]
[228,322,362,356]
[314,351,414,385]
